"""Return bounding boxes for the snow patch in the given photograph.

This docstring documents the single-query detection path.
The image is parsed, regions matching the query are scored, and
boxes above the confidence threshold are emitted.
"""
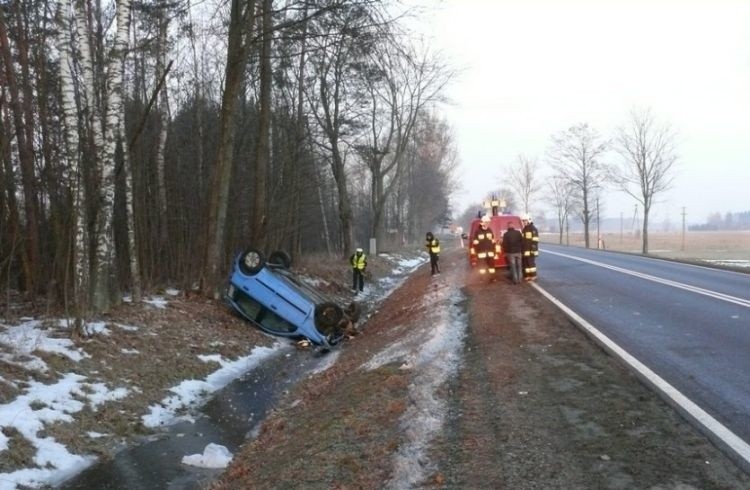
[182,443,234,468]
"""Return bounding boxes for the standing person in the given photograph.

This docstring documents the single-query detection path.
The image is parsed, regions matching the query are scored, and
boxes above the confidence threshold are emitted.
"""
[502,223,523,284]
[473,215,497,274]
[521,214,539,281]
[425,232,441,276]
[350,247,367,294]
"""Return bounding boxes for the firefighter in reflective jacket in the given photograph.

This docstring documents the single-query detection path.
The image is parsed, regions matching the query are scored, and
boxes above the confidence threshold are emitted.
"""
[521,214,539,281]
[473,215,497,274]
[425,232,441,275]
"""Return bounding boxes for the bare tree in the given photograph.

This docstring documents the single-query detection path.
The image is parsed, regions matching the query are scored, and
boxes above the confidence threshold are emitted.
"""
[357,38,452,250]
[548,175,574,245]
[548,123,608,248]
[611,108,678,254]
[305,4,371,256]
[250,0,272,251]
[507,153,542,216]
[402,112,457,243]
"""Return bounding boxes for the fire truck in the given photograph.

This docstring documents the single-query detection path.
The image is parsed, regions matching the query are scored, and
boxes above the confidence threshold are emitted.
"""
[464,198,523,275]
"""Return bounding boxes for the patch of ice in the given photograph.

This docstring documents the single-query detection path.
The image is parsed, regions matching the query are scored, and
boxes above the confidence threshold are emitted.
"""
[142,344,283,428]
[385,287,468,489]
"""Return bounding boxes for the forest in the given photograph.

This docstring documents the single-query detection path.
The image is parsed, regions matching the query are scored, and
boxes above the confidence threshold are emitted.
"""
[0,0,458,320]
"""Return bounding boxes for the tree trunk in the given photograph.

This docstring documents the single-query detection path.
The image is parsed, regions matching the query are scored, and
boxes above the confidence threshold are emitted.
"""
[155,10,169,257]
[0,104,29,292]
[330,146,353,255]
[123,116,142,302]
[642,203,650,254]
[251,0,272,250]
[0,8,40,295]
[92,0,132,313]
[57,0,89,322]
[202,0,257,297]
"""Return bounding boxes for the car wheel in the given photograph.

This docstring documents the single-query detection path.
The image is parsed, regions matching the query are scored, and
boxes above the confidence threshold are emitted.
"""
[268,250,292,269]
[239,248,265,275]
[344,301,361,323]
[315,302,344,331]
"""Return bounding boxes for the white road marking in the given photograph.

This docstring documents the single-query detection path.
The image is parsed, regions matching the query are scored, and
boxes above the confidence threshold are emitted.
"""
[545,250,750,308]
[533,283,750,472]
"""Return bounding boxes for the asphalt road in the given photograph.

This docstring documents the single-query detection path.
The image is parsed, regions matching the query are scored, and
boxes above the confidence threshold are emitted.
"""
[536,243,750,469]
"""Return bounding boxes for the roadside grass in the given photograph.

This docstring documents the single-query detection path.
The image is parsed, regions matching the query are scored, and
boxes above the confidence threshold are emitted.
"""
[0,252,412,480]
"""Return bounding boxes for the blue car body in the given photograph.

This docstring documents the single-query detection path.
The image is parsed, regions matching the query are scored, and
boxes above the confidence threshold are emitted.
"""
[224,250,348,348]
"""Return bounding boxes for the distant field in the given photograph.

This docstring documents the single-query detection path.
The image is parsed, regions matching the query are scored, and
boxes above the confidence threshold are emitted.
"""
[540,230,750,268]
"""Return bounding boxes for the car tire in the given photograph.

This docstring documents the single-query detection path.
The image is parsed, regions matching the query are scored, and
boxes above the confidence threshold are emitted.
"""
[239,248,265,275]
[268,250,292,269]
[344,301,361,323]
[314,302,344,331]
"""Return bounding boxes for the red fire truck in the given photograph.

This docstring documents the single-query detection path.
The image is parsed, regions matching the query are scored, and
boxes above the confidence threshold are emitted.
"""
[464,199,523,275]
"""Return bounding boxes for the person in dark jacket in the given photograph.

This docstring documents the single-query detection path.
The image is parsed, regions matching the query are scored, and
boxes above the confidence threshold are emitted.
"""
[473,215,497,274]
[350,247,367,294]
[521,214,539,281]
[425,232,441,276]
[502,223,523,284]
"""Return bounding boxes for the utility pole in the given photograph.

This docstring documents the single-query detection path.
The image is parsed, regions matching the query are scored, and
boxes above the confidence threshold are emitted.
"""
[681,207,687,251]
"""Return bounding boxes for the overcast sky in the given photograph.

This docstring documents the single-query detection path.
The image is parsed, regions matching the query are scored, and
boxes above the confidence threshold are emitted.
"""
[406,0,750,225]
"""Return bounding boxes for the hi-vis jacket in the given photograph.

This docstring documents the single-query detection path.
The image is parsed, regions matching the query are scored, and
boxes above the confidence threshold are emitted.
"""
[426,238,440,254]
[522,223,540,257]
[350,252,367,270]
[473,226,495,254]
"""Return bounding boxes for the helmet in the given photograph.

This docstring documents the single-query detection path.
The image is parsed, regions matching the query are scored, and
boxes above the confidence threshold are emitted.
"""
[521,214,531,222]
[426,232,433,239]
[480,214,491,223]
[356,247,363,253]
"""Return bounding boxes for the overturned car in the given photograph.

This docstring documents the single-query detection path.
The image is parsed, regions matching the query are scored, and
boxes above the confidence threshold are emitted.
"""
[224,248,360,349]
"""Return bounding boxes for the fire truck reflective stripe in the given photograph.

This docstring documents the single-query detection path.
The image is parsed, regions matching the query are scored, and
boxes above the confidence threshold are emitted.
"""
[487,252,494,257]
[479,269,487,274]
[532,237,540,242]
[477,252,487,258]
[532,251,539,256]
[523,251,531,256]
[473,239,479,245]
[524,232,532,238]
[488,268,496,273]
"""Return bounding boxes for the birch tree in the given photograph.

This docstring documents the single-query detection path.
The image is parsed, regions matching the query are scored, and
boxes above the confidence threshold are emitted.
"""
[57,0,89,323]
[610,108,678,254]
[90,0,133,312]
